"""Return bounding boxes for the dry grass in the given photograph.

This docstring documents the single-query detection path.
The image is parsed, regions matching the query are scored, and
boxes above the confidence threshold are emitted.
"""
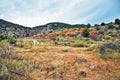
[13,42,120,80]
[1,38,119,80]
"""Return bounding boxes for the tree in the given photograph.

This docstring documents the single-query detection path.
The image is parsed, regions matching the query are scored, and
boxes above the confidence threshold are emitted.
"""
[101,22,105,26]
[86,23,91,28]
[115,18,120,24]
[94,24,99,27]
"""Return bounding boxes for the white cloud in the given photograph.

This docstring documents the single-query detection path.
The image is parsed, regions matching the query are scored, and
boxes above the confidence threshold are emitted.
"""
[0,0,117,27]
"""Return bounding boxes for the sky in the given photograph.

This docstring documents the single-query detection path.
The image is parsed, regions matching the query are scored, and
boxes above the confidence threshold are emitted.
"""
[0,0,120,27]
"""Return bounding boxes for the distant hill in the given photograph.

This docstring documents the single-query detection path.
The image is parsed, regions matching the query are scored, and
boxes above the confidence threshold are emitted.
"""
[0,19,88,37]
[0,19,32,37]
[0,18,120,37]
[0,19,30,29]
[34,22,87,30]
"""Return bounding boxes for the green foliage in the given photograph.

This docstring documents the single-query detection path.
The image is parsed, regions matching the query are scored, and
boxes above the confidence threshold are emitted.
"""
[34,22,87,30]
[54,41,58,45]
[0,35,7,42]
[115,18,120,24]
[94,24,99,27]
[0,19,30,29]
[87,46,96,51]
[0,35,17,45]
[101,22,105,26]
[82,29,89,37]
[86,23,91,28]
[71,42,86,47]
[108,24,114,29]
[7,35,16,45]
[95,26,100,30]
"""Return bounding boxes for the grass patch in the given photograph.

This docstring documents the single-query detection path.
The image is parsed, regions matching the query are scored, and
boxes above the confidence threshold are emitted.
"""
[100,53,120,62]
[71,42,86,47]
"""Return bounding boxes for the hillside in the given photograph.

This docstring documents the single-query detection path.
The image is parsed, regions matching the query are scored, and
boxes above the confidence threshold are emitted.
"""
[0,19,33,37]
[0,18,120,38]
[34,22,87,30]
[0,19,88,37]
[0,18,120,80]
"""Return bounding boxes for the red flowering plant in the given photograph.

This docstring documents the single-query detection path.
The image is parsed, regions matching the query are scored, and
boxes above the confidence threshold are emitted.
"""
[98,29,104,34]
[89,32,99,40]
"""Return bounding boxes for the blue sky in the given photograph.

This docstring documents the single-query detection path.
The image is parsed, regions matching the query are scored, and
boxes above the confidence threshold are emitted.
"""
[0,0,120,27]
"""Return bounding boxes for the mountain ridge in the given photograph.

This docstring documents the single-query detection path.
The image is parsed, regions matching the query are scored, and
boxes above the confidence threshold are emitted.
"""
[0,18,120,37]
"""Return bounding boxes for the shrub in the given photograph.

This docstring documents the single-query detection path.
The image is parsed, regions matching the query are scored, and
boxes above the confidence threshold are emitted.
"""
[115,18,120,24]
[7,35,16,45]
[98,29,104,34]
[0,35,7,42]
[104,35,112,40]
[101,22,105,26]
[86,40,94,44]
[89,32,99,41]
[71,42,85,47]
[63,42,70,46]
[54,41,58,45]
[95,26,100,30]
[87,46,96,51]
[98,43,118,54]
[82,29,89,37]
[69,33,77,37]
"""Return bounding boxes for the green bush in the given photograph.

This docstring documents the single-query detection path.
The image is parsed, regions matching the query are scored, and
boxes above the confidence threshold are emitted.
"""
[82,29,89,37]
[71,42,85,47]
[7,35,16,45]
[87,46,96,51]
[0,35,7,42]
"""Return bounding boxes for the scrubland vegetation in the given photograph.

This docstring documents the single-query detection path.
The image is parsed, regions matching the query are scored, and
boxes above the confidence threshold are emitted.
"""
[0,18,120,80]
